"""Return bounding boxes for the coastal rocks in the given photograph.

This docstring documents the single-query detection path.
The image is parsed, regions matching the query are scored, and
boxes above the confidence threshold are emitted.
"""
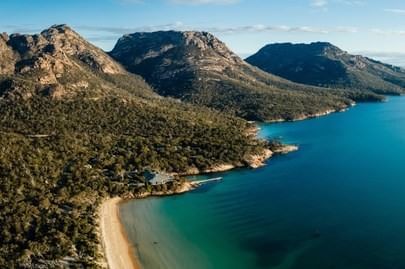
[203,164,237,173]
[133,181,200,199]
[245,144,298,168]
[176,164,238,176]
[245,149,273,169]
[267,107,350,123]
[273,145,299,154]
[179,145,297,176]
[293,109,337,122]
[184,167,200,175]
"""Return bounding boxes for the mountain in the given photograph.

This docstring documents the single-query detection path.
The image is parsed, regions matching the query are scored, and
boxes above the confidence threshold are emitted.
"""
[0,25,270,268]
[246,42,405,95]
[110,31,382,122]
[0,24,157,100]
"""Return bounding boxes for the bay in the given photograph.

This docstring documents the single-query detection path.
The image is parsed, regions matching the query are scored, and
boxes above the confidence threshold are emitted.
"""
[121,97,405,269]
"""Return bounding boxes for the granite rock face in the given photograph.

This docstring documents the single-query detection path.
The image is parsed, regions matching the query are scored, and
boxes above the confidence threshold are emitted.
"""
[0,25,154,100]
[110,31,246,97]
[0,33,16,75]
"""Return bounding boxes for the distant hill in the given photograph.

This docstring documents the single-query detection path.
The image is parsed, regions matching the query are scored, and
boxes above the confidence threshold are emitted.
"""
[246,42,405,95]
[110,31,382,122]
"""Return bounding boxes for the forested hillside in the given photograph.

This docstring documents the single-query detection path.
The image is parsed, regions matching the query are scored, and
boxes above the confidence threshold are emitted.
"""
[0,25,268,268]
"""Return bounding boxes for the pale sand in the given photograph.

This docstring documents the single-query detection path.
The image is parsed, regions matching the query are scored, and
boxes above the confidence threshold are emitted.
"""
[100,197,141,269]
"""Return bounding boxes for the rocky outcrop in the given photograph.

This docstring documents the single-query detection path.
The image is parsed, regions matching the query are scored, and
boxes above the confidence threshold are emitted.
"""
[244,149,273,169]
[0,25,147,100]
[109,30,246,94]
[0,33,16,75]
[8,25,125,76]
[272,145,299,154]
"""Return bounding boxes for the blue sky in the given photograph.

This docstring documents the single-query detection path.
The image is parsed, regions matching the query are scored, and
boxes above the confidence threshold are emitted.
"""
[1,0,405,65]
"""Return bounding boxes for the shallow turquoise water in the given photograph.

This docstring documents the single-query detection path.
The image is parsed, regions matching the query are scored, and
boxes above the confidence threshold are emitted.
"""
[121,97,405,269]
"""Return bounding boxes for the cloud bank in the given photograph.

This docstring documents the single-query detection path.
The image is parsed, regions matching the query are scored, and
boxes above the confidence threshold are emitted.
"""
[78,23,358,37]
[384,8,405,15]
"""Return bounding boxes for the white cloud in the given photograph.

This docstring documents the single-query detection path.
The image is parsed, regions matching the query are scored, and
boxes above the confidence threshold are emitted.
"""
[78,22,187,35]
[76,23,360,39]
[358,51,405,67]
[116,0,240,5]
[311,0,328,7]
[206,25,332,34]
[336,0,365,5]
[117,0,144,4]
[170,0,239,4]
[384,8,405,15]
[310,0,365,10]
[335,26,358,33]
[371,28,405,36]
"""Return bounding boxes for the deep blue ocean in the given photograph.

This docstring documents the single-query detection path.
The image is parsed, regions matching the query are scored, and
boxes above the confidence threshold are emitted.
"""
[121,97,405,269]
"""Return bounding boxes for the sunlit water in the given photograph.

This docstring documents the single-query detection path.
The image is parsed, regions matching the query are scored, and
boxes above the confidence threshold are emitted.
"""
[121,97,405,269]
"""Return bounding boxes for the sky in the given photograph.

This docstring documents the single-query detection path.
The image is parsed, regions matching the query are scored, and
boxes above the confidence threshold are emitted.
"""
[1,0,405,65]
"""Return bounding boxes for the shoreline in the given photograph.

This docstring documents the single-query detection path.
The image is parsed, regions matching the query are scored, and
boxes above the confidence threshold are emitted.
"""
[98,125,299,269]
[100,197,141,269]
[98,145,298,269]
[265,105,355,123]
[100,95,402,269]
[97,99,389,269]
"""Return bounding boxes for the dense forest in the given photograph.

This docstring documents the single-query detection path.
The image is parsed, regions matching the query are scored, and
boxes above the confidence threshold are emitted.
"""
[0,25,270,268]
[0,95,267,268]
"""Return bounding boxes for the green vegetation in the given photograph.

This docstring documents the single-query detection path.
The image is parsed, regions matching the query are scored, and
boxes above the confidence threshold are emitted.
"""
[2,25,392,268]
[0,25,267,268]
[0,95,266,268]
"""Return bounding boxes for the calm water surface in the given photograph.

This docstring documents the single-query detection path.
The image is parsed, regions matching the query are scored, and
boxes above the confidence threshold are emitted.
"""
[121,97,405,269]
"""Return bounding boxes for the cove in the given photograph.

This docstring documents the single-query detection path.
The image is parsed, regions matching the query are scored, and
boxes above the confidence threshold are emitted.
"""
[120,96,405,269]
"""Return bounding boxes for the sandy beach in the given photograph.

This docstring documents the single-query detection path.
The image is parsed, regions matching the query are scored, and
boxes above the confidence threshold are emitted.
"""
[100,197,141,269]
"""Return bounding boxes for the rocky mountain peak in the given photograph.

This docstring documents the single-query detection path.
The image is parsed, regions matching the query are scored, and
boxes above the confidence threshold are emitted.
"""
[0,25,130,99]
[180,31,240,62]
[5,24,125,76]
[40,24,75,36]
[110,30,244,81]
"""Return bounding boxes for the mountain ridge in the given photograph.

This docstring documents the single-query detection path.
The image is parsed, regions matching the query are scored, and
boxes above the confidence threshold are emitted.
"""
[110,30,384,121]
[246,42,405,95]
